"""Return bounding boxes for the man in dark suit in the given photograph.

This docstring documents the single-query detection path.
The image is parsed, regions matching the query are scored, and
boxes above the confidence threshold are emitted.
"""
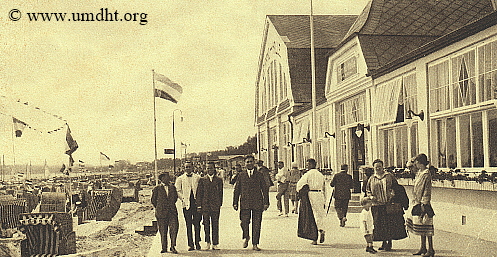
[330,164,354,227]
[151,173,179,254]
[196,161,223,250]
[233,155,269,251]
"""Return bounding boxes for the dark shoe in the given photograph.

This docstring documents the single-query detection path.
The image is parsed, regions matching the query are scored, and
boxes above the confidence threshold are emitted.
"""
[195,243,201,250]
[160,249,167,253]
[422,250,435,257]
[243,237,250,248]
[170,247,178,254]
[252,244,261,251]
[188,246,195,251]
[378,241,387,250]
[319,231,325,243]
[413,248,427,255]
[366,246,377,254]
[385,241,392,251]
[311,240,317,245]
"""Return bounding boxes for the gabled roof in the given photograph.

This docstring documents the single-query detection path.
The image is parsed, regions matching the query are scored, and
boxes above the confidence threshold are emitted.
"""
[268,15,358,49]
[343,0,495,73]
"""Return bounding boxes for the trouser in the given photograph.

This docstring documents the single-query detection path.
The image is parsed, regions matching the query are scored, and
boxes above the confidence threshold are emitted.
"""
[157,215,179,251]
[202,210,220,245]
[240,209,263,245]
[308,191,326,231]
[276,182,289,214]
[183,193,202,247]
[334,198,350,219]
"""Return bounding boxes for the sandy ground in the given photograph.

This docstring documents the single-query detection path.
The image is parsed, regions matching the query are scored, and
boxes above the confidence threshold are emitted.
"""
[66,186,156,257]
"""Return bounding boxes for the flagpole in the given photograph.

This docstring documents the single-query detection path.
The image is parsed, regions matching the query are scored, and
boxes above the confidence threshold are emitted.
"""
[310,0,317,159]
[11,118,16,178]
[153,70,159,186]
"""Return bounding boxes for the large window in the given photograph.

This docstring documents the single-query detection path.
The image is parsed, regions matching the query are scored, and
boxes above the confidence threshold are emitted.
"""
[489,109,497,167]
[339,94,365,126]
[478,41,497,102]
[432,114,485,168]
[428,61,450,113]
[338,56,357,82]
[452,51,476,108]
[380,124,417,168]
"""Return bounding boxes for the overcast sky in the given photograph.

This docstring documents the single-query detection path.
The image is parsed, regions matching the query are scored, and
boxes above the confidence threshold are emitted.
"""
[1,0,369,166]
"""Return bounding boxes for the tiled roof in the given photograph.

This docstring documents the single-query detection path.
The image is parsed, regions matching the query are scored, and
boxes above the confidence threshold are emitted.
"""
[359,35,439,72]
[371,11,497,78]
[268,15,358,48]
[344,0,495,39]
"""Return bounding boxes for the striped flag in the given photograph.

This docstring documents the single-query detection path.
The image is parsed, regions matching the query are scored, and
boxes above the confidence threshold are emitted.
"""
[13,117,27,137]
[154,72,183,103]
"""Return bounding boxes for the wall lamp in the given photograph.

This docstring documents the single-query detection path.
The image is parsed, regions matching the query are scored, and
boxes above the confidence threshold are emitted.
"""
[406,109,425,121]
[272,145,278,150]
[260,148,267,152]
[303,137,311,143]
[355,123,370,138]
[287,142,295,147]
[324,132,335,138]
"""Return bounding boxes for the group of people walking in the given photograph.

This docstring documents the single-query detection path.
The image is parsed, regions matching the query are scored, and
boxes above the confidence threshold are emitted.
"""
[151,153,435,256]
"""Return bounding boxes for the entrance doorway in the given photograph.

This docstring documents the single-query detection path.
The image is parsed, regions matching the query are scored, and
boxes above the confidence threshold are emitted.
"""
[351,126,365,193]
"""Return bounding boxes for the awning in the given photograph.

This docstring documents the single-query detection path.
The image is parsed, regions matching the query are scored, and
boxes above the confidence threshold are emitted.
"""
[373,78,402,125]
[293,118,310,144]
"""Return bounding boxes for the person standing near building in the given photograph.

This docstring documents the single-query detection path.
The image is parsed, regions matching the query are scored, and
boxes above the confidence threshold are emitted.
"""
[288,162,302,214]
[408,154,435,257]
[366,159,400,251]
[296,158,326,245]
[330,164,354,227]
[360,197,377,254]
[233,155,269,251]
[175,161,202,251]
[151,173,179,254]
[196,162,223,250]
[275,161,290,217]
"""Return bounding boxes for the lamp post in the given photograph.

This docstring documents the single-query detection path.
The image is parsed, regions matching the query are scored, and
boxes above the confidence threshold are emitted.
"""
[172,109,183,176]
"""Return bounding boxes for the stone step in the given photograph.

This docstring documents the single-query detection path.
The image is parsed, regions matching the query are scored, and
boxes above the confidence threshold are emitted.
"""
[135,220,158,236]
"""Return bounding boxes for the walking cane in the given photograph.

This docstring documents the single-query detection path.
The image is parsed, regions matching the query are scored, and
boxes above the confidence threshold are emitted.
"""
[326,188,334,214]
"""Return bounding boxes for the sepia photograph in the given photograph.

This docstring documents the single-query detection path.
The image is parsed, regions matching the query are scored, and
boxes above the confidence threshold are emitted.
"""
[1,0,497,256]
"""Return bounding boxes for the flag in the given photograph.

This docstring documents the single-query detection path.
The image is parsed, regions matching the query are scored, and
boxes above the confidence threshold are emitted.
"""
[154,72,183,103]
[13,117,27,137]
[69,155,75,167]
[65,124,78,155]
[100,152,110,160]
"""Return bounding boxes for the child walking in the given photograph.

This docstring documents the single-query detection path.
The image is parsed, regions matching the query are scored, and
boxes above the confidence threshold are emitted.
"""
[360,197,377,254]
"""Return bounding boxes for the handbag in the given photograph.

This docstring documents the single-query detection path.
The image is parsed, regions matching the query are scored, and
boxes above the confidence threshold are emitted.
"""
[385,202,403,214]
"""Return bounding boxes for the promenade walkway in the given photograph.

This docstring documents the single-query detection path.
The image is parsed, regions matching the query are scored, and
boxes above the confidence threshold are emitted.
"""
[147,187,497,257]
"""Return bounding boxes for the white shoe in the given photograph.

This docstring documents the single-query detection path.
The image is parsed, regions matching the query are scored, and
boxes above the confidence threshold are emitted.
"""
[212,244,219,250]
[206,243,211,250]
[278,212,283,216]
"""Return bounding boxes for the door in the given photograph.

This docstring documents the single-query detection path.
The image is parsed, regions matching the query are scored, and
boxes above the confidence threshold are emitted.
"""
[351,127,365,193]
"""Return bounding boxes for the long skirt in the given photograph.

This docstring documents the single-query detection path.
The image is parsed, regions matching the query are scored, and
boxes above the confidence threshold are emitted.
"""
[406,205,434,236]
[371,205,407,241]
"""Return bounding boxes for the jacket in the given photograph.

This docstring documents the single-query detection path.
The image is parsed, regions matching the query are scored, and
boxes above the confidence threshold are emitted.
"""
[151,184,178,219]
[233,168,269,210]
[196,175,223,212]
[330,171,354,200]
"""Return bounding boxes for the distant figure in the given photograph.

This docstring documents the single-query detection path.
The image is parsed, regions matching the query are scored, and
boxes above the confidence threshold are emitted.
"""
[330,164,354,227]
[256,160,274,190]
[151,173,179,254]
[175,161,202,251]
[287,162,302,214]
[196,162,223,250]
[297,159,326,245]
[230,164,242,185]
[275,161,289,216]
[233,155,269,251]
